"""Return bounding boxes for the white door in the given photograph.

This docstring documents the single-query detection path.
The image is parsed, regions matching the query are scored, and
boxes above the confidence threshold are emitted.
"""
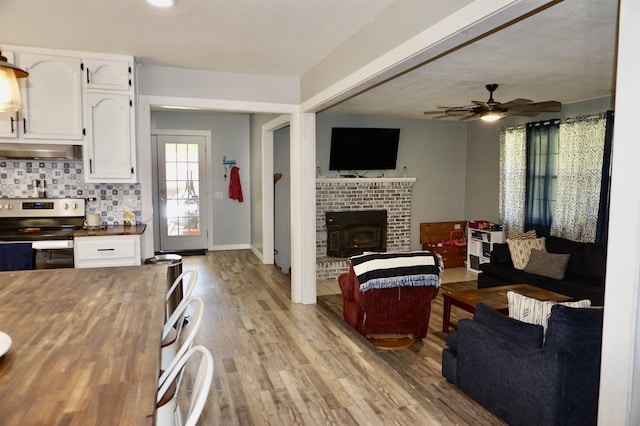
[155,134,208,251]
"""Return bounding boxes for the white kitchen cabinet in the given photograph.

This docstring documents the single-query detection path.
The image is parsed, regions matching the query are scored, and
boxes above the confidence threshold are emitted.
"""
[83,91,136,181]
[83,58,132,91]
[74,235,141,268]
[17,52,83,141]
[82,55,137,183]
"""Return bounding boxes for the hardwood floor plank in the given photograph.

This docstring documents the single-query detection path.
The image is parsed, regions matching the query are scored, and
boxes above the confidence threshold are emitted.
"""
[178,250,505,425]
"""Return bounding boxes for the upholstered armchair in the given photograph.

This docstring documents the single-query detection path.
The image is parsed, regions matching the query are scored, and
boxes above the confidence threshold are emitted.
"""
[442,303,603,426]
[338,251,442,338]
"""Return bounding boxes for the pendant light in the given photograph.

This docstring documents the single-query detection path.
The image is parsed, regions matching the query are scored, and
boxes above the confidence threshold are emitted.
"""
[0,52,29,112]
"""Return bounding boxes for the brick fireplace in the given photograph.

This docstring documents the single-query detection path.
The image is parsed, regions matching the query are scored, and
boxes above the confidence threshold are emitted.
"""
[316,178,415,281]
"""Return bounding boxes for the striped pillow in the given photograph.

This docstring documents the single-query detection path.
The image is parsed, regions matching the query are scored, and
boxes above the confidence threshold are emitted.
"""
[507,237,546,269]
[507,291,591,335]
[508,229,537,240]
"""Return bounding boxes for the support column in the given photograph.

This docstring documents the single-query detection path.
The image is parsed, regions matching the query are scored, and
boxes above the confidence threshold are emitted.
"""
[289,112,316,304]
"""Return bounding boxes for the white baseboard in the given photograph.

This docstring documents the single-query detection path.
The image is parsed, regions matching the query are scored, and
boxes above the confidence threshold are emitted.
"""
[250,245,265,263]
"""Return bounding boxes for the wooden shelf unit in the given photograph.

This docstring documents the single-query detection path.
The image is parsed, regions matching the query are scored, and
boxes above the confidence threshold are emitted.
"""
[420,221,467,268]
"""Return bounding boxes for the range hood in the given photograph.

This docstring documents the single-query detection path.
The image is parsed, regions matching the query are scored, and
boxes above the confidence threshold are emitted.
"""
[0,143,83,160]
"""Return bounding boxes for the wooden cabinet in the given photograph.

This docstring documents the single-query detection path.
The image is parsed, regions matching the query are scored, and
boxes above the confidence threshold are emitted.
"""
[74,234,141,268]
[82,57,136,183]
[467,228,504,272]
[420,221,467,268]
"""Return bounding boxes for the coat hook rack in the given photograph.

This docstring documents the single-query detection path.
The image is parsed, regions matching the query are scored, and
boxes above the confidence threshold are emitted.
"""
[222,156,237,166]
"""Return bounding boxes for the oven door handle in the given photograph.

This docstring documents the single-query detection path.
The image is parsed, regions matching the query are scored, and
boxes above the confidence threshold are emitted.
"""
[31,241,74,250]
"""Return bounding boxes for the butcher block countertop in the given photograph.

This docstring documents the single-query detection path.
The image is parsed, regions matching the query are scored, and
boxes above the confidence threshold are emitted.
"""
[0,264,166,425]
[73,223,147,237]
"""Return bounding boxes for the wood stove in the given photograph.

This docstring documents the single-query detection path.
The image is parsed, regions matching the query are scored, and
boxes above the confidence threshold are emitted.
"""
[325,210,387,257]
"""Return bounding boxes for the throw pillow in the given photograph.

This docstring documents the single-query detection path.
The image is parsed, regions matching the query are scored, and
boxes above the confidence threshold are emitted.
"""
[474,302,544,348]
[507,291,591,335]
[507,237,546,270]
[544,304,604,347]
[490,243,512,264]
[524,249,571,280]
[508,229,537,240]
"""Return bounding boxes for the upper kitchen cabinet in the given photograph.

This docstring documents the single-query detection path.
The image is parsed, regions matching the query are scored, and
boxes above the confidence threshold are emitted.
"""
[82,56,137,183]
[0,51,83,143]
[84,92,135,181]
[83,58,132,91]
[20,53,83,141]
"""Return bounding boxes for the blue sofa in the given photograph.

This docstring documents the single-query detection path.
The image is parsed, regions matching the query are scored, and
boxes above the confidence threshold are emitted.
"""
[442,303,603,426]
[478,236,606,306]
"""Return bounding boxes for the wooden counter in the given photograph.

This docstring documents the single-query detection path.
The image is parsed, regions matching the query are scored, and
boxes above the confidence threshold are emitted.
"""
[72,223,147,237]
[0,265,166,425]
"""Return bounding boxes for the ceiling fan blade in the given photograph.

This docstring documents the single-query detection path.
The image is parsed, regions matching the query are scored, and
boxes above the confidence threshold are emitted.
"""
[424,111,444,115]
[526,101,562,112]
[471,100,489,108]
[460,114,481,121]
[499,98,534,109]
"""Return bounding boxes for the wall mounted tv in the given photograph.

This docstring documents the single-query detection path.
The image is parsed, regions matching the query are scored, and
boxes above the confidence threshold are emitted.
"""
[328,127,400,171]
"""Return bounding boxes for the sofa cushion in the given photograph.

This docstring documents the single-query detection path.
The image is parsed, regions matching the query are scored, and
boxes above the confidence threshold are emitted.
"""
[544,304,604,347]
[490,243,512,264]
[524,249,570,280]
[508,229,537,240]
[507,237,546,269]
[507,291,591,335]
[582,243,607,279]
[546,236,585,277]
[474,302,543,348]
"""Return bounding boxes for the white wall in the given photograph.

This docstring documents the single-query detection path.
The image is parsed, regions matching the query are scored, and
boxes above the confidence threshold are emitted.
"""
[151,111,251,249]
[316,113,467,250]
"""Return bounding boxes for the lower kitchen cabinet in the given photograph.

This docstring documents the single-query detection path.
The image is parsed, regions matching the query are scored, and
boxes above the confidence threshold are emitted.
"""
[74,235,141,268]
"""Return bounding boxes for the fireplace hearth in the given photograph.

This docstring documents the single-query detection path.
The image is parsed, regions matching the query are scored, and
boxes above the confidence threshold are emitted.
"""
[326,210,387,257]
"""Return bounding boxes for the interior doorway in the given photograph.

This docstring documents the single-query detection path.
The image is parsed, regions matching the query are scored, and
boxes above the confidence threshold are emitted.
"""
[152,131,210,252]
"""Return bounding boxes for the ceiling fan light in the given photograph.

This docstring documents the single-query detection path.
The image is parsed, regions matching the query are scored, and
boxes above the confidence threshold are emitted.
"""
[481,111,503,122]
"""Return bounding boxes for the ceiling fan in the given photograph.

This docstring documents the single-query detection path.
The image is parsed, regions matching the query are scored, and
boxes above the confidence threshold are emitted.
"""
[424,84,562,121]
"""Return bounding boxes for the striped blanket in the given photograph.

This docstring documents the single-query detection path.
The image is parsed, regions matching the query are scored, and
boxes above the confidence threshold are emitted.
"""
[350,251,443,292]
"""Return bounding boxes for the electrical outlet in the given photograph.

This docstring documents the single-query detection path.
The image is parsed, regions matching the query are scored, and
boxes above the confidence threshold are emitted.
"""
[455,224,461,229]
[213,191,223,199]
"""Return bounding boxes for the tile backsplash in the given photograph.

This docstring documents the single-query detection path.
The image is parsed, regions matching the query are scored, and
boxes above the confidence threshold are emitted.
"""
[0,160,142,225]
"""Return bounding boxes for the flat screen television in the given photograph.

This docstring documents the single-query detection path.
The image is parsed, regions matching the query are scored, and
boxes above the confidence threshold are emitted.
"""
[328,127,400,171]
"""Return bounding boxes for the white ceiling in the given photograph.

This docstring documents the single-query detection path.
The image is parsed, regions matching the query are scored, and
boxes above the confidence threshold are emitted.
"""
[0,0,619,119]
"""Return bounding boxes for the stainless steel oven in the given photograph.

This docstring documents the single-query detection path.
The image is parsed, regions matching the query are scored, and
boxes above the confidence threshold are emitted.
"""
[0,198,85,270]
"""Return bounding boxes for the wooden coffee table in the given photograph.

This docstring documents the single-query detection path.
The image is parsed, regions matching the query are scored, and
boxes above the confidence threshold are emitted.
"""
[442,284,573,332]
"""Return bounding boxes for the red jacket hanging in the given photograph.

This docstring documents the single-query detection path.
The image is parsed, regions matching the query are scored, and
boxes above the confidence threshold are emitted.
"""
[229,166,244,202]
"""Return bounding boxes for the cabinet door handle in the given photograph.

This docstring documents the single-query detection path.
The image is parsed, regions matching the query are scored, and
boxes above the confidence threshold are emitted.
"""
[97,248,115,252]
[10,117,14,134]
[89,159,93,174]
[87,67,90,84]
[23,118,27,134]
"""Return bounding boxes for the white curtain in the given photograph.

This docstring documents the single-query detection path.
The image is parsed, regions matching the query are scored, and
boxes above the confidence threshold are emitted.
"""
[552,116,606,242]
[499,125,527,236]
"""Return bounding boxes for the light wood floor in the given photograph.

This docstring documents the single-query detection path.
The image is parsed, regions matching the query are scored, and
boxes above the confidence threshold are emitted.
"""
[180,250,505,425]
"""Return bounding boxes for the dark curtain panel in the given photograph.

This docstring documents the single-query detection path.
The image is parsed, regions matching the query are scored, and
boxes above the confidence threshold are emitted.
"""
[595,110,614,245]
[525,120,560,237]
